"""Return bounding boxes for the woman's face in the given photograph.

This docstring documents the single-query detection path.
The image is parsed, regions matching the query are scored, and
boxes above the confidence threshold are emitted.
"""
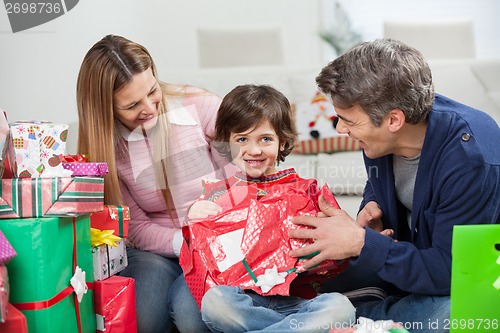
[113,67,162,131]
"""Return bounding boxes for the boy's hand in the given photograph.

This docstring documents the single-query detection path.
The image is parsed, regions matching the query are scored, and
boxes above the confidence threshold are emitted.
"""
[187,200,223,220]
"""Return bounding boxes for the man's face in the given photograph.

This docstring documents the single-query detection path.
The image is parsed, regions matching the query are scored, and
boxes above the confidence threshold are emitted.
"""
[333,104,394,159]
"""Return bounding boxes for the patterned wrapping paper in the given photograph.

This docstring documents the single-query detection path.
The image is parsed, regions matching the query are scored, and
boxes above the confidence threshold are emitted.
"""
[62,162,109,177]
[0,176,104,218]
[0,230,16,264]
[90,205,130,238]
[9,121,68,178]
[0,303,28,332]
[92,238,128,281]
[0,266,9,323]
[94,275,137,333]
[0,215,96,333]
[180,175,349,307]
[0,110,9,178]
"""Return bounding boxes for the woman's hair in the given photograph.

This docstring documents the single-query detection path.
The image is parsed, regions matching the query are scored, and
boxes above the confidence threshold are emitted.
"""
[212,84,298,164]
[316,38,435,126]
[76,34,170,205]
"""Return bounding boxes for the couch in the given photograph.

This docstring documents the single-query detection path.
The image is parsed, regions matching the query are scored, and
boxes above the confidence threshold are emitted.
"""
[163,58,500,217]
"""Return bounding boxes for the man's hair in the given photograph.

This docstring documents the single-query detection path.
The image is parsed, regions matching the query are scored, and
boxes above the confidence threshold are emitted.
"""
[316,38,435,126]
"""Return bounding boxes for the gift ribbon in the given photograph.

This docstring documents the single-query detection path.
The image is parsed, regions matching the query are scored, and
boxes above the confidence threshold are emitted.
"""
[13,217,93,333]
[242,258,296,284]
[91,227,121,247]
[59,154,88,163]
[242,250,321,284]
[116,206,125,237]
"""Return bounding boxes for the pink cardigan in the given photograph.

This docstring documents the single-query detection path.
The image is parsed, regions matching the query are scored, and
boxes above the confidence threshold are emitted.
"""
[116,86,236,257]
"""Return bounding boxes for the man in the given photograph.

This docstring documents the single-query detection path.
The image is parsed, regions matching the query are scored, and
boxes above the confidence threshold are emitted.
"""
[289,38,500,332]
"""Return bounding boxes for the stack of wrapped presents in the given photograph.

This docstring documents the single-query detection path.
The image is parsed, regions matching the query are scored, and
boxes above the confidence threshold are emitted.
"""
[0,110,137,332]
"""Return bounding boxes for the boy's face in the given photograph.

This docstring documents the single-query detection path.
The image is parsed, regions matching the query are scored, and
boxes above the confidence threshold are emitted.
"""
[229,119,282,178]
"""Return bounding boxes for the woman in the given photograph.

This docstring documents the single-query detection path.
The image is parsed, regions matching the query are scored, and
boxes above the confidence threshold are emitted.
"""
[76,34,236,333]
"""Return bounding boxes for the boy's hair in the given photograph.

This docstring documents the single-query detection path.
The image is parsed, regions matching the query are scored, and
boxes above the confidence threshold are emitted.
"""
[213,84,298,164]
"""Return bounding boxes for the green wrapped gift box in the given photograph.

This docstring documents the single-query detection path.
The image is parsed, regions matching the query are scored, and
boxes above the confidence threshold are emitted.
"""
[450,224,500,333]
[0,215,96,333]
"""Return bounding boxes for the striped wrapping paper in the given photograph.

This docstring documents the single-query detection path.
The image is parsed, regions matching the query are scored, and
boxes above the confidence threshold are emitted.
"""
[292,136,361,154]
[0,177,104,218]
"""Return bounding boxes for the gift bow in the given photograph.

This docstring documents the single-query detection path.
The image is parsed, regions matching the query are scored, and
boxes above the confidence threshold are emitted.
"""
[90,228,121,247]
[70,266,88,303]
[242,259,296,293]
[242,250,322,293]
[59,154,88,162]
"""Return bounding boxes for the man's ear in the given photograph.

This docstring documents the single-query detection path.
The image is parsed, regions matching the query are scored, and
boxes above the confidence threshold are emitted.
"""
[387,109,405,133]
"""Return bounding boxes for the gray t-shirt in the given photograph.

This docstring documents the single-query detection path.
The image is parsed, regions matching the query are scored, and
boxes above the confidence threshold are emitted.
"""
[393,154,420,228]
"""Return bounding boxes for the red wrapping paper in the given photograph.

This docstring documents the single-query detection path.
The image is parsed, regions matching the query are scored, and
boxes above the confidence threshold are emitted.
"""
[90,205,130,238]
[94,275,137,333]
[0,303,28,332]
[180,169,348,307]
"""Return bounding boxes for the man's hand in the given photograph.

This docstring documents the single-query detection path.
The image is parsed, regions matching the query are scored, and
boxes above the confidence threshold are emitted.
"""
[356,201,394,238]
[187,200,222,220]
[288,195,365,270]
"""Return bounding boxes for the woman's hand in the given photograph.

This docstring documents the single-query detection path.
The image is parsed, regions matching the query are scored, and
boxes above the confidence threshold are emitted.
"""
[187,200,222,220]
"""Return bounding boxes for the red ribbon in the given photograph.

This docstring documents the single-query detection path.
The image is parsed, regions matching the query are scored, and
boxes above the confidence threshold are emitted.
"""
[13,217,93,333]
[59,154,88,163]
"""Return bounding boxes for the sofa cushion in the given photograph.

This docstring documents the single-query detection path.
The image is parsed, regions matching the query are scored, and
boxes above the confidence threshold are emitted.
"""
[316,151,367,195]
[289,76,361,154]
[280,151,367,196]
[431,64,500,123]
[279,153,317,179]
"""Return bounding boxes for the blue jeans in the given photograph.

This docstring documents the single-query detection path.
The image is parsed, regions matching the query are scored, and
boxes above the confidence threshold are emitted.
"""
[201,286,356,333]
[320,263,450,333]
[168,275,211,332]
[356,295,450,333]
[118,247,182,333]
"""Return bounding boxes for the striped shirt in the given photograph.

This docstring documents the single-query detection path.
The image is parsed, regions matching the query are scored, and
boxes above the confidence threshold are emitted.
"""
[116,86,237,257]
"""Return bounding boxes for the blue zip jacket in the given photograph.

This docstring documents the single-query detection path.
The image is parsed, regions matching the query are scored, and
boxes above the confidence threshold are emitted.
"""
[352,94,500,296]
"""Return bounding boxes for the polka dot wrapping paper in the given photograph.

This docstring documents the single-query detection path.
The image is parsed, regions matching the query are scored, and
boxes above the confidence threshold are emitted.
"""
[0,230,16,265]
[61,162,108,176]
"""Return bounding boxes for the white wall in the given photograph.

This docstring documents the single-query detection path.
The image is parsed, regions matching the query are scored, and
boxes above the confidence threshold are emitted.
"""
[0,0,323,154]
[320,0,500,60]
